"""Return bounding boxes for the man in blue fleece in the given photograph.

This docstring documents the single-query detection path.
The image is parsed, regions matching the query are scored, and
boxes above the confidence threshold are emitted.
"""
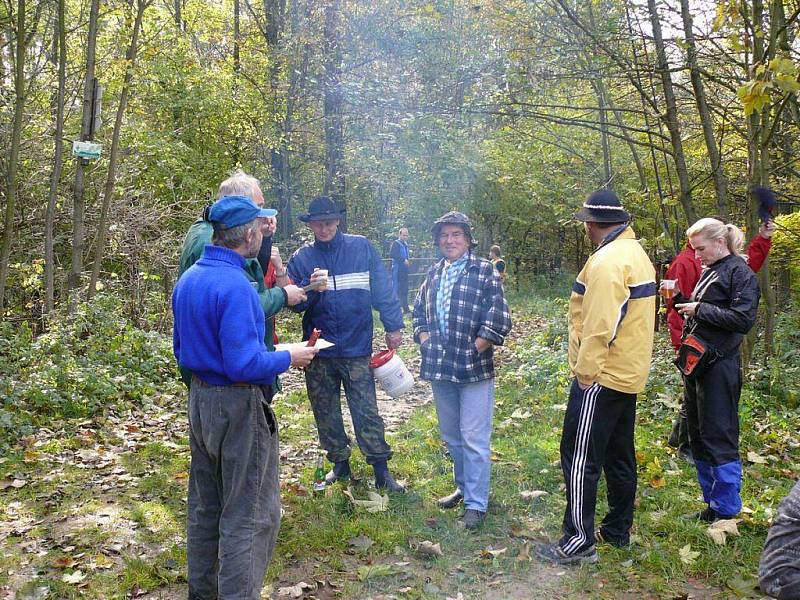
[173,194,319,600]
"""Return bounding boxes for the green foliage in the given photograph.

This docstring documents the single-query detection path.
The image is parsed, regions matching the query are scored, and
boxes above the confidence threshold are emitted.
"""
[771,213,800,282]
[0,294,181,450]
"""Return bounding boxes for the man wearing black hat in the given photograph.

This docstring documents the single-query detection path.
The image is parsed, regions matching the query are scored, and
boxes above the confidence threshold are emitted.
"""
[173,195,319,600]
[287,196,406,492]
[537,189,656,565]
[412,211,511,530]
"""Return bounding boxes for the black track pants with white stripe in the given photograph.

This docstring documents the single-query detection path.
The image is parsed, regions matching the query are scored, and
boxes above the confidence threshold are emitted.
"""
[558,380,637,554]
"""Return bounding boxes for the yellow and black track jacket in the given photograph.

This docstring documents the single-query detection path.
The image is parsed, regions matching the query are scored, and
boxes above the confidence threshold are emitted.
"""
[569,226,656,394]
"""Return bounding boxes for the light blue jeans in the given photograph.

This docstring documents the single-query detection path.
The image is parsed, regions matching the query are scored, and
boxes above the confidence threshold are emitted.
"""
[431,378,495,512]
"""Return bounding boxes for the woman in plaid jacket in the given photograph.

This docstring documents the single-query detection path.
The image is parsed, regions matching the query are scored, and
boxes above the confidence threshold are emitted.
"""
[412,211,512,530]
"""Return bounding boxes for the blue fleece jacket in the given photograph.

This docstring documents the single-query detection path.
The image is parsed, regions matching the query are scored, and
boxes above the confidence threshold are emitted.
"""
[172,245,291,385]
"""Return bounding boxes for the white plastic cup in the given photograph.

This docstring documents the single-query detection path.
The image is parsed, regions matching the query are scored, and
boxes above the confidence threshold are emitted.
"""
[660,279,677,300]
[369,349,414,398]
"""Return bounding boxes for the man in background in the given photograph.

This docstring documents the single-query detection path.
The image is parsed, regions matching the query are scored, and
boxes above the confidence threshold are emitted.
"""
[390,227,411,314]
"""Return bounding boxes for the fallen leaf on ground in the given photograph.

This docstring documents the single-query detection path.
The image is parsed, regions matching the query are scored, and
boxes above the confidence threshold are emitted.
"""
[61,570,86,584]
[520,489,548,501]
[277,581,314,598]
[706,519,741,545]
[415,540,443,557]
[357,564,398,581]
[747,451,767,464]
[53,556,76,569]
[93,553,114,569]
[726,575,762,598]
[482,546,507,559]
[679,544,700,565]
[343,489,389,513]
[510,524,540,539]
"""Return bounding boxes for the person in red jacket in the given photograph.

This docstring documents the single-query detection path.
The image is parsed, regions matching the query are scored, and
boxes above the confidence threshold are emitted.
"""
[665,219,775,460]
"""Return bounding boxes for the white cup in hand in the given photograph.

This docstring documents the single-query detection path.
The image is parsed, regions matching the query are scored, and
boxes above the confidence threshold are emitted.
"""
[310,268,328,291]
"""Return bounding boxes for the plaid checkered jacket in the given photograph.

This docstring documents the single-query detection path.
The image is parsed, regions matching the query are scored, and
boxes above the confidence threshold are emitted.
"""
[412,255,512,383]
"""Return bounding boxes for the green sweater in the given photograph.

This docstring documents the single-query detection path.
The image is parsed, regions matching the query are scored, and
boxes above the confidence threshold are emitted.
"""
[178,219,287,387]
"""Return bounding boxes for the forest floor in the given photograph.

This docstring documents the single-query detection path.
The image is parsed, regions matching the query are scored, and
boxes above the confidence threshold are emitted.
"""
[1,294,794,599]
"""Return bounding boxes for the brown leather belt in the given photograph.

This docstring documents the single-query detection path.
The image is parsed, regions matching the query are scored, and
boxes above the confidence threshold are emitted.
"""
[192,376,253,388]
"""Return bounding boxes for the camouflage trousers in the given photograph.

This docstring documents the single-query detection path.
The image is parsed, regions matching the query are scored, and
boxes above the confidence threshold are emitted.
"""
[304,356,392,465]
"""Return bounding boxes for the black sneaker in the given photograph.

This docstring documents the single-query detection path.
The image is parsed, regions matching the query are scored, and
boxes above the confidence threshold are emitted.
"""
[535,542,598,566]
[687,507,719,522]
[437,489,464,509]
[594,528,629,548]
[462,509,486,530]
[677,446,695,465]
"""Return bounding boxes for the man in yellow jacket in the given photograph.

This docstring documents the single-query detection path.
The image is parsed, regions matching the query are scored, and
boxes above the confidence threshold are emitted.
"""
[537,189,656,566]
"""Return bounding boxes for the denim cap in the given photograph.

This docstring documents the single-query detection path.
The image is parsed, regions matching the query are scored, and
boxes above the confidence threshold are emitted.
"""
[208,195,277,229]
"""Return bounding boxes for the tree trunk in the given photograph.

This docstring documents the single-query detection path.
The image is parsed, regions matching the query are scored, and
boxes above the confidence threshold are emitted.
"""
[323,0,346,230]
[87,0,149,298]
[647,0,697,224]
[0,0,26,313]
[68,0,100,299]
[44,0,67,314]
[679,0,728,219]
[595,82,612,186]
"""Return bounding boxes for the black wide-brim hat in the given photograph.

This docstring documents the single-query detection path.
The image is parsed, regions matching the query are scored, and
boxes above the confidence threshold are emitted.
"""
[298,196,346,222]
[574,189,631,223]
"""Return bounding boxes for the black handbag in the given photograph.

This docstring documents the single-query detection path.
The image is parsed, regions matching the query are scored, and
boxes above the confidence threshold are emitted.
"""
[674,333,716,377]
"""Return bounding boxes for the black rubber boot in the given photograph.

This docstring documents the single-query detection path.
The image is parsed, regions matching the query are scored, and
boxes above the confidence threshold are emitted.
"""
[668,416,681,448]
[324,460,351,485]
[373,461,406,493]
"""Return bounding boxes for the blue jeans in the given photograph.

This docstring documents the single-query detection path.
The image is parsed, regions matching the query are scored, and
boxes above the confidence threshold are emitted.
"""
[431,378,495,512]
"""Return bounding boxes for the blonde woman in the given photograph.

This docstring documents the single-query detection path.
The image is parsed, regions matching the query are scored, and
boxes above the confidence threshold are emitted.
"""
[674,218,761,522]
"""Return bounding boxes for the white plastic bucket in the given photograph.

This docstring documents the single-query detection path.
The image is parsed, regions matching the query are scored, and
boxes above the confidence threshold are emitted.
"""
[370,349,415,398]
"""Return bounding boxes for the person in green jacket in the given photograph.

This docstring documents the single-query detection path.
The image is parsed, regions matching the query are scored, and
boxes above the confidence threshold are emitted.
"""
[178,170,307,387]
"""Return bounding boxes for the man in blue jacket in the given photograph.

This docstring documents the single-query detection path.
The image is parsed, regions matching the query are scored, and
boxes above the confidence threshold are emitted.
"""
[287,196,406,492]
[390,227,411,313]
[173,194,319,600]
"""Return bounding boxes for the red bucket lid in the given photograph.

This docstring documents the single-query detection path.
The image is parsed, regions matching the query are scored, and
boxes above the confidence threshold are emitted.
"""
[369,348,395,369]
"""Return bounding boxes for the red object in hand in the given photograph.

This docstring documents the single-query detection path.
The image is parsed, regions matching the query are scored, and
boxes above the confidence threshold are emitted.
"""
[307,328,322,347]
[369,349,395,369]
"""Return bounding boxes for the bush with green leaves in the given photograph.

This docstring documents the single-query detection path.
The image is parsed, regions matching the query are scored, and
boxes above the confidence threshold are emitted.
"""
[0,294,181,449]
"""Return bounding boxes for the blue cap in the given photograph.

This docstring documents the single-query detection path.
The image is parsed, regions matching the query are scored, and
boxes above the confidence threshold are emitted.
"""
[208,195,277,229]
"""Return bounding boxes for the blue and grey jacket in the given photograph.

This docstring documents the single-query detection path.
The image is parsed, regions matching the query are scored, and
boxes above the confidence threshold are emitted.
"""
[287,230,404,358]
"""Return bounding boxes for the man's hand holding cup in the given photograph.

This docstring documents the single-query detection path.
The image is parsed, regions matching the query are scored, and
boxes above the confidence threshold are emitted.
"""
[310,268,328,291]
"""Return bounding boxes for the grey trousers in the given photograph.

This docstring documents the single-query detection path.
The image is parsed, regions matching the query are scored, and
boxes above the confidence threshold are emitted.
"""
[760,479,800,599]
[187,379,281,600]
